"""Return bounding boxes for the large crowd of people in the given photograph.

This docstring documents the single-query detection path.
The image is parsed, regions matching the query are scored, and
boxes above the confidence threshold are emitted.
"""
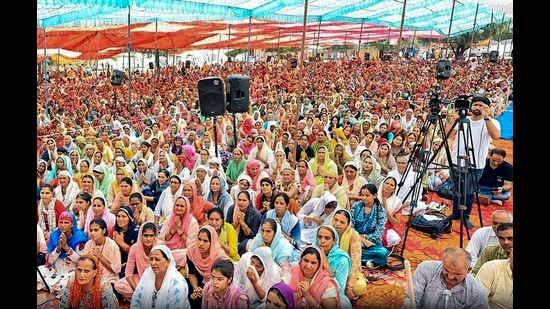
[37,54,513,308]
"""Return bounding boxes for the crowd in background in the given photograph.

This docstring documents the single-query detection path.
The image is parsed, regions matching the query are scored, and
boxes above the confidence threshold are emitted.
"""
[37,54,513,308]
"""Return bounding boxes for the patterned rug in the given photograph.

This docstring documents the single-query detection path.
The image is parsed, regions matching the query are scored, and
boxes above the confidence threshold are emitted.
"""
[354,138,513,309]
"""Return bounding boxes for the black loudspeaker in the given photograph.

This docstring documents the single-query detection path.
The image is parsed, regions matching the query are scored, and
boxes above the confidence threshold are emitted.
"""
[226,74,250,113]
[111,70,125,86]
[148,62,154,69]
[435,59,452,80]
[489,50,499,63]
[198,77,226,117]
[185,60,191,69]
[364,52,370,61]
[266,55,272,62]
[290,58,298,68]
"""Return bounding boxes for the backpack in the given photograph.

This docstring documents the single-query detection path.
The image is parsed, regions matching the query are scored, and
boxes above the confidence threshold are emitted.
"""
[410,211,452,239]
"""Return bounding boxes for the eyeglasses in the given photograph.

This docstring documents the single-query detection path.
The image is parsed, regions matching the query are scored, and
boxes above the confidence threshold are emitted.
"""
[130,202,141,206]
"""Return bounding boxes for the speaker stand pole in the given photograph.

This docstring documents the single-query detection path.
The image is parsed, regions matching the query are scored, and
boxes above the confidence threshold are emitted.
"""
[233,114,238,151]
[213,117,219,157]
[113,90,117,110]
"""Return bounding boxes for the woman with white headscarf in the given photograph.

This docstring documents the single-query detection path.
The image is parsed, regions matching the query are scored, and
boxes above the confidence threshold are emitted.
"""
[130,244,191,309]
[233,246,282,308]
[154,174,184,228]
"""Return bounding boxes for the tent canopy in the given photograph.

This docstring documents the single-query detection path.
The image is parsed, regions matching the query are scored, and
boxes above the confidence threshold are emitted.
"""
[37,0,513,60]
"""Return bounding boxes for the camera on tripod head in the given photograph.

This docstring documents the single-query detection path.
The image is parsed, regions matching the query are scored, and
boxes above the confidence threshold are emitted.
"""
[427,84,451,115]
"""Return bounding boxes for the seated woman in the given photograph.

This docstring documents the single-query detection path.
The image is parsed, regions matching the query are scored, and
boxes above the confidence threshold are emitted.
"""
[263,192,301,250]
[248,217,296,273]
[159,195,199,268]
[84,197,116,238]
[181,180,216,227]
[54,170,80,211]
[58,254,118,309]
[296,191,338,247]
[264,282,296,309]
[285,246,341,309]
[230,174,257,205]
[114,222,162,302]
[277,167,300,214]
[83,218,122,284]
[234,246,282,308]
[130,244,191,309]
[330,209,367,301]
[72,191,92,231]
[205,175,234,219]
[38,212,88,294]
[207,207,240,262]
[110,177,143,215]
[226,190,263,256]
[70,174,105,215]
[226,147,248,188]
[378,176,403,248]
[202,259,250,308]
[186,225,230,309]
[255,177,277,217]
[109,206,139,278]
[38,183,67,241]
[314,225,353,308]
[349,183,389,268]
[154,174,184,228]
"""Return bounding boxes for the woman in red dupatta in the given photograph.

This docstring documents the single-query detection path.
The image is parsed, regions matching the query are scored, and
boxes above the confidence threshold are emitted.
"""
[181,181,215,226]
[113,222,162,301]
[286,245,340,309]
[186,225,230,309]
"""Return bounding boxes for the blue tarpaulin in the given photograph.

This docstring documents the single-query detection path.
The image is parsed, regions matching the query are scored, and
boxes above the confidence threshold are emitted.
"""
[497,102,513,140]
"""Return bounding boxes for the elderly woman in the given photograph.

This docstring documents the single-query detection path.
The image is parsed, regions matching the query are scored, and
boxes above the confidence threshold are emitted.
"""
[130,244,191,309]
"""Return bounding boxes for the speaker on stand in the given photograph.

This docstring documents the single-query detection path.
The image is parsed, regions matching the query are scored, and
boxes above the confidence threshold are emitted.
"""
[489,50,499,63]
[111,70,125,86]
[226,75,250,114]
[198,77,226,117]
[435,59,452,80]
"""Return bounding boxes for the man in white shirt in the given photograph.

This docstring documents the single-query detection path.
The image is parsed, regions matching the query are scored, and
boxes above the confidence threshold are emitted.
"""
[445,94,501,228]
[465,210,512,267]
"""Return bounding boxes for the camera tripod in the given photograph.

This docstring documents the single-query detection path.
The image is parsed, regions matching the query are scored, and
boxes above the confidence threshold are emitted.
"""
[398,96,484,255]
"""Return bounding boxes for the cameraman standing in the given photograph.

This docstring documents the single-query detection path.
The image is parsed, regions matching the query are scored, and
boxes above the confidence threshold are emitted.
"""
[444,95,501,228]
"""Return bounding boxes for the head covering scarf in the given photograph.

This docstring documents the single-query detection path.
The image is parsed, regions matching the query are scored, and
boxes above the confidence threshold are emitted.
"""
[181,144,197,170]
[295,159,316,195]
[46,212,88,260]
[245,158,266,192]
[114,205,139,247]
[131,223,163,278]
[287,245,340,308]
[249,218,293,266]
[206,176,233,215]
[226,147,248,182]
[156,174,184,223]
[84,197,116,236]
[269,282,296,309]
[314,225,351,293]
[234,246,281,303]
[68,254,103,309]
[186,225,229,283]
[165,196,194,250]
[184,180,215,226]
[134,244,186,309]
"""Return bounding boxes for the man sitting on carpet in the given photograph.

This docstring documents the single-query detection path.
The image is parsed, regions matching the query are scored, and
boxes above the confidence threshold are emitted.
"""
[465,209,512,267]
[477,147,513,206]
[401,247,488,309]
[471,222,513,276]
